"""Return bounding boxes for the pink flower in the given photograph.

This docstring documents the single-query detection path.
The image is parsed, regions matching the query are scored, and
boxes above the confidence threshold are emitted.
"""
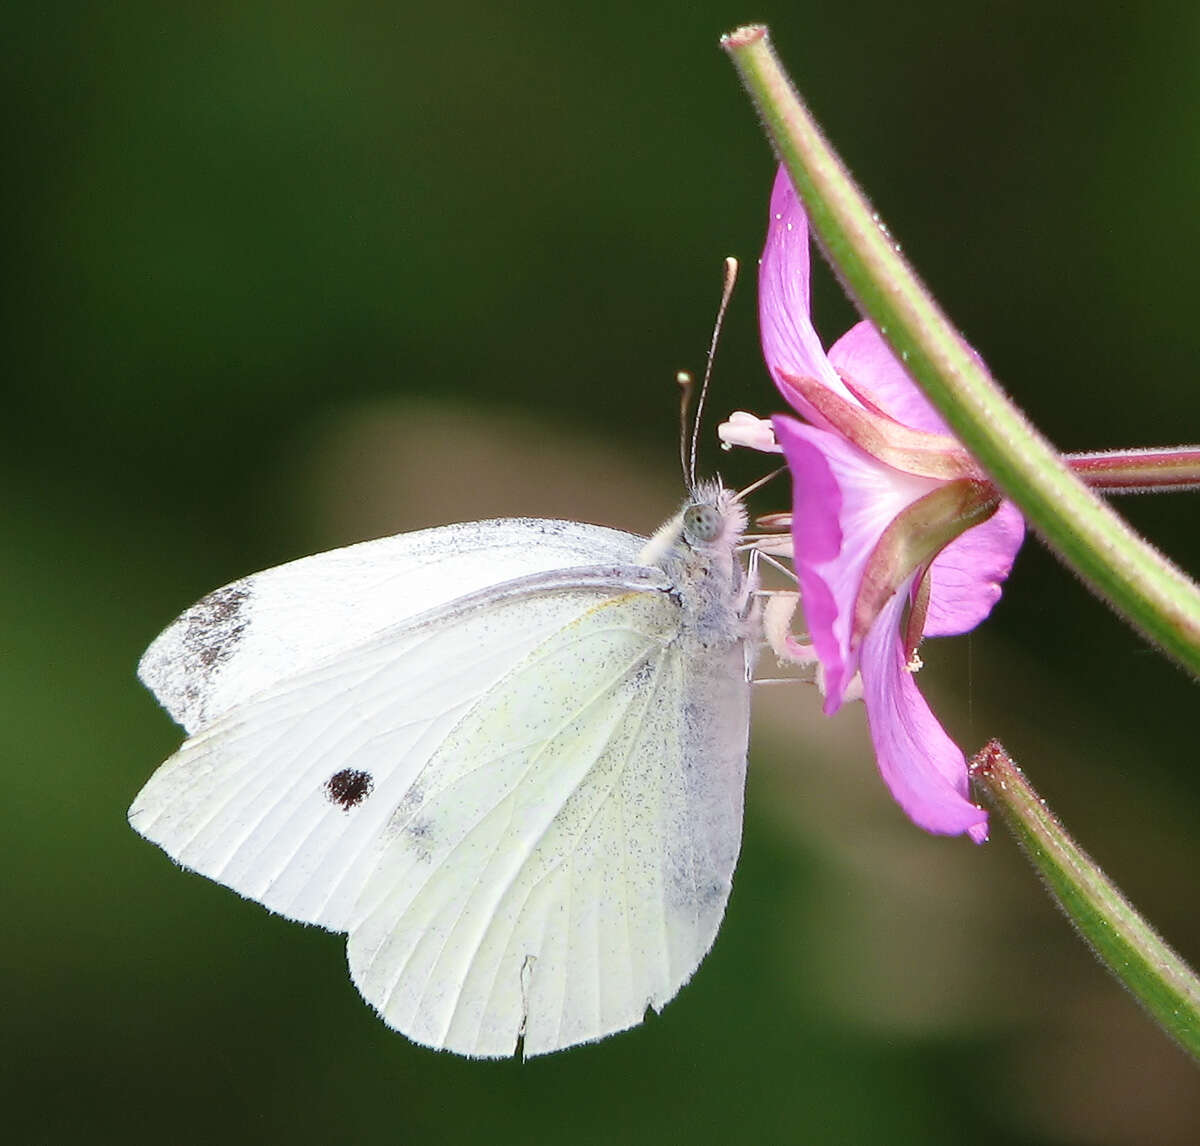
[736,167,1025,842]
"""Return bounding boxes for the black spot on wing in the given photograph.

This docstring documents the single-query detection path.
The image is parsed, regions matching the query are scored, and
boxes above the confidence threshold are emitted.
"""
[326,768,374,811]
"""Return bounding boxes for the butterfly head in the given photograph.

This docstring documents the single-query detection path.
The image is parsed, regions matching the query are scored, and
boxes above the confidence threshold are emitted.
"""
[637,478,747,570]
[681,478,747,551]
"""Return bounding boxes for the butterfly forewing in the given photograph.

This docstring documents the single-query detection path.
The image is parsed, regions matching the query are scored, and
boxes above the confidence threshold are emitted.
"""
[131,569,666,933]
[139,519,646,735]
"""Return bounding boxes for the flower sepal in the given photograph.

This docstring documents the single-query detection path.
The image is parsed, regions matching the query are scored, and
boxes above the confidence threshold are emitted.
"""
[777,369,978,480]
[855,478,1001,655]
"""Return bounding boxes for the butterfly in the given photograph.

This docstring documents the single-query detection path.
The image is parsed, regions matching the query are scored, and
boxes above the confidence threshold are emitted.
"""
[130,472,764,1057]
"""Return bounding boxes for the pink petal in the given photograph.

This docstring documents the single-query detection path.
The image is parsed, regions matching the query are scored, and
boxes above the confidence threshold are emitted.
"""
[827,320,952,435]
[923,500,1025,637]
[774,414,939,713]
[861,590,989,841]
[759,167,852,420]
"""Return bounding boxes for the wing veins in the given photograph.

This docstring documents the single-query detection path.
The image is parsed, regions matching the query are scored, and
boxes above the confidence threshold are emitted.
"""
[655,653,682,993]
[374,632,658,1028]
[199,581,663,865]
[363,639,652,1001]
[444,644,674,1051]
[162,669,381,873]
[153,586,654,899]
[303,692,485,924]
[384,616,669,815]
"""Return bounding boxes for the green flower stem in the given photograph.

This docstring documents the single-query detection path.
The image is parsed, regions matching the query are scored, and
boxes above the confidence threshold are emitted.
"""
[721,25,1200,675]
[971,741,1200,1060]
[1068,447,1200,493]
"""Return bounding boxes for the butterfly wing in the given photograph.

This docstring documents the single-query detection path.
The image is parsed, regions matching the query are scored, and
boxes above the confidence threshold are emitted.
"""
[131,565,750,1057]
[139,518,646,735]
[347,591,750,1058]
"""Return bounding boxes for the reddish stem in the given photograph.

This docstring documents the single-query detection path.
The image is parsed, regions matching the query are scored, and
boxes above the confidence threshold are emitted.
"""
[1067,447,1200,493]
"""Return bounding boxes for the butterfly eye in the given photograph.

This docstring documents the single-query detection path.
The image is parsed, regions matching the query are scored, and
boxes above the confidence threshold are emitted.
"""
[683,503,723,544]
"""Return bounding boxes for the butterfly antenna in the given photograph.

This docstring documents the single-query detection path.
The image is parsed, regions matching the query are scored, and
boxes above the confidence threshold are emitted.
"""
[676,370,696,489]
[734,464,788,502]
[687,256,739,492]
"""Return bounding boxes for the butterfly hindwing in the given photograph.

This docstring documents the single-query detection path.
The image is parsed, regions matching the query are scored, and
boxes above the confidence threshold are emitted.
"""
[347,592,749,1057]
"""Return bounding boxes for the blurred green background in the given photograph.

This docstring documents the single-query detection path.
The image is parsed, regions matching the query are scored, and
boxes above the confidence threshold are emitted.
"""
[5,2,1199,1142]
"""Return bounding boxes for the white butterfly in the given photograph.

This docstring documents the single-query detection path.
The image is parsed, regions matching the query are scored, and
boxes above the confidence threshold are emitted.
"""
[130,476,761,1057]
